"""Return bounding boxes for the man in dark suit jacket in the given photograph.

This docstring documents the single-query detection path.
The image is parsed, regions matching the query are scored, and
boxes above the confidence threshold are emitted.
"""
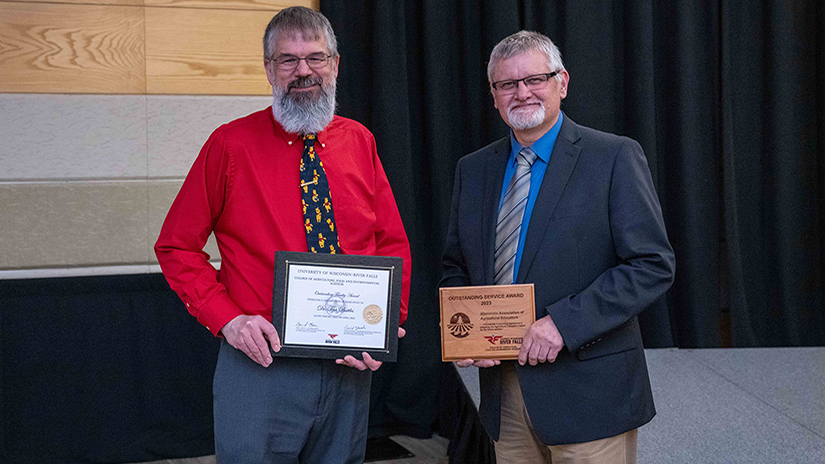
[441,31,675,463]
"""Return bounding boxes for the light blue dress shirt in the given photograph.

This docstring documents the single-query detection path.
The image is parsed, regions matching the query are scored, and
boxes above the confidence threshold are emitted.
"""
[497,112,564,283]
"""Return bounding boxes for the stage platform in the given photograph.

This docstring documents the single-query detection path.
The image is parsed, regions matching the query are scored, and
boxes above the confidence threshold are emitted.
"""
[457,347,825,463]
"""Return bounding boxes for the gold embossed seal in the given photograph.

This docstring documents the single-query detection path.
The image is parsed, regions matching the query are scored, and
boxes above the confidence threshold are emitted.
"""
[363,304,384,325]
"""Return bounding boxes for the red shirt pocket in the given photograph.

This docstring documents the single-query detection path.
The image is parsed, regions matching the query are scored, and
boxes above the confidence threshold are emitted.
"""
[334,201,377,255]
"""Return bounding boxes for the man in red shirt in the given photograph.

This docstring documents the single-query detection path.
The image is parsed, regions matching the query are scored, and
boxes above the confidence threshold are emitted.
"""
[155,6,411,463]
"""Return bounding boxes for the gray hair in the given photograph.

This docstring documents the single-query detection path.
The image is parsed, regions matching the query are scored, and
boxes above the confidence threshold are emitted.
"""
[263,6,338,61]
[487,31,565,84]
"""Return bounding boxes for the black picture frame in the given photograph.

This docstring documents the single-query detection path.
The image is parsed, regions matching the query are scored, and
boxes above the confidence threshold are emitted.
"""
[271,251,402,362]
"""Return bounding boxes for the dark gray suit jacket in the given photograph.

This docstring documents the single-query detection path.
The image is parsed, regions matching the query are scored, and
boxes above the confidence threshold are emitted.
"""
[441,114,675,445]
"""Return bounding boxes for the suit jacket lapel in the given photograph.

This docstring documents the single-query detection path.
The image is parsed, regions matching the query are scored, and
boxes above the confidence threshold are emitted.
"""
[516,116,582,283]
[482,137,511,285]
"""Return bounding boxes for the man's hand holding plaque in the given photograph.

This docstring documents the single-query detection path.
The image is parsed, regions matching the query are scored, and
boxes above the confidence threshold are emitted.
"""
[439,284,535,362]
[336,327,407,371]
[454,314,565,367]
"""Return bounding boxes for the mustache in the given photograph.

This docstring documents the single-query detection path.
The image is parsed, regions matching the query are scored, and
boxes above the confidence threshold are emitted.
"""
[509,99,542,109]
[288,76,323,91]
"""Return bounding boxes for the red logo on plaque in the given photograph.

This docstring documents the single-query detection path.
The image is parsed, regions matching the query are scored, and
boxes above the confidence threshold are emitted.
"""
[484,335,502,344]
[328,334,338,339]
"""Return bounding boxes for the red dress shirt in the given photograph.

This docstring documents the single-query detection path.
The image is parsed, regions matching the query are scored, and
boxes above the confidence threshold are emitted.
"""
[155,109,411,336]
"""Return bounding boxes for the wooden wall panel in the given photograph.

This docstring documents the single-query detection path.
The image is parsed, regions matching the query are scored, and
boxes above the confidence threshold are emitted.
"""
[2,0,316,9]
[0,2,146,93]
[0,182,149,269]
[145,0,315,11]
[146,95,271,177]
[0,0,315,276]
[0,94,148,180]
[2,0,317,9]
[5,0,145,5]
[145,7,276,95]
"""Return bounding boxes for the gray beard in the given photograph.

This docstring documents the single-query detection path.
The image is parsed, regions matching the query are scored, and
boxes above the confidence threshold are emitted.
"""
[507,102,546,130]
[271,76,337,134]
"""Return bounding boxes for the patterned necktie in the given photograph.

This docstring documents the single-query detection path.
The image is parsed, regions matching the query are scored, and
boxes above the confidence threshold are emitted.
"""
[494,147,537,285]
[300,134,340,254]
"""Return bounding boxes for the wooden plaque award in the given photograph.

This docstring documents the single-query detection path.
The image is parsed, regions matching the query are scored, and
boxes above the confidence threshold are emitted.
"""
[439,284,535,361]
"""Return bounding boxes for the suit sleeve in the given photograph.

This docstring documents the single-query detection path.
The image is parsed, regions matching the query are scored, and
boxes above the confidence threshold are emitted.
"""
[370,140,412,325]
[441,158,473,288]
[154,127,244,337]
[547,139,675,352]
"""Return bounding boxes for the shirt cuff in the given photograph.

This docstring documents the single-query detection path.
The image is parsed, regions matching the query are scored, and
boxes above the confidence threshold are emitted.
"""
[196,291,244,337]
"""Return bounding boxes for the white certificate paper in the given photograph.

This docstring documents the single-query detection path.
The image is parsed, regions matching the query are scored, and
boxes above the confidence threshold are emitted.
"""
[283,264,390,349]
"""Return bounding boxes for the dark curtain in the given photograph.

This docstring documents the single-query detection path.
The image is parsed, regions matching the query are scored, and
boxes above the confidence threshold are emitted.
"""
[720,1,824,346]
[322,0,824,348]
[0,275,219,464]
[322,0,824,454]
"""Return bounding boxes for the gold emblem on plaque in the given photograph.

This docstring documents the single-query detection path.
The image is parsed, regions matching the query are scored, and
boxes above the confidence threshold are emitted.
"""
[363,304,383,325]
[448,312,473,338]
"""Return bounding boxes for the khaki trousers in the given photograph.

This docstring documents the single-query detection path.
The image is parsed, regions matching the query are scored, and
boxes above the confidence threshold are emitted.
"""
[495,362,637,464]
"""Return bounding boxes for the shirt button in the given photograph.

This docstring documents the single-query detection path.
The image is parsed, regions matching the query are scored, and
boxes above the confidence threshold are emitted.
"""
[321,143,326,148]
[288,141,293,146]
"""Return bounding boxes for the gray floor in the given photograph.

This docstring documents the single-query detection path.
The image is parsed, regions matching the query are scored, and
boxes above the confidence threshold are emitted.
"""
[640,348,825,463]
[457,347,825,463]
[138,348,825,464]
[127,435,448,464]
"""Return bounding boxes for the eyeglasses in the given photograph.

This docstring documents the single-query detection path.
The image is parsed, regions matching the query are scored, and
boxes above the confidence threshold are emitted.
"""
[491,71,561,93]
[268,53,332,71]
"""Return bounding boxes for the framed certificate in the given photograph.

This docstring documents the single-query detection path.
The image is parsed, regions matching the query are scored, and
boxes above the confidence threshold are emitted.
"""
[271,251,402,362]
[439,284,535,361]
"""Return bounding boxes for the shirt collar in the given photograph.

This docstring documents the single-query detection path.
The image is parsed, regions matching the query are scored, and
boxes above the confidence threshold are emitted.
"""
[508,111,564,165]
[269,107,330,150]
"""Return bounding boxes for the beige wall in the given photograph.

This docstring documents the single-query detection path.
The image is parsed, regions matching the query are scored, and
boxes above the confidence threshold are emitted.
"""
[0,0,317,278]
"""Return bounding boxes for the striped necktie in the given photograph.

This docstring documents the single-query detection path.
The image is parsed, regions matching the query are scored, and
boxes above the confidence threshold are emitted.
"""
[299,134,340,254]
[494,147,537,285]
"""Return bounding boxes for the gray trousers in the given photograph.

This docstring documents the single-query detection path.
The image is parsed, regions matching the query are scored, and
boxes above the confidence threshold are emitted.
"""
[213,340,372,464]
